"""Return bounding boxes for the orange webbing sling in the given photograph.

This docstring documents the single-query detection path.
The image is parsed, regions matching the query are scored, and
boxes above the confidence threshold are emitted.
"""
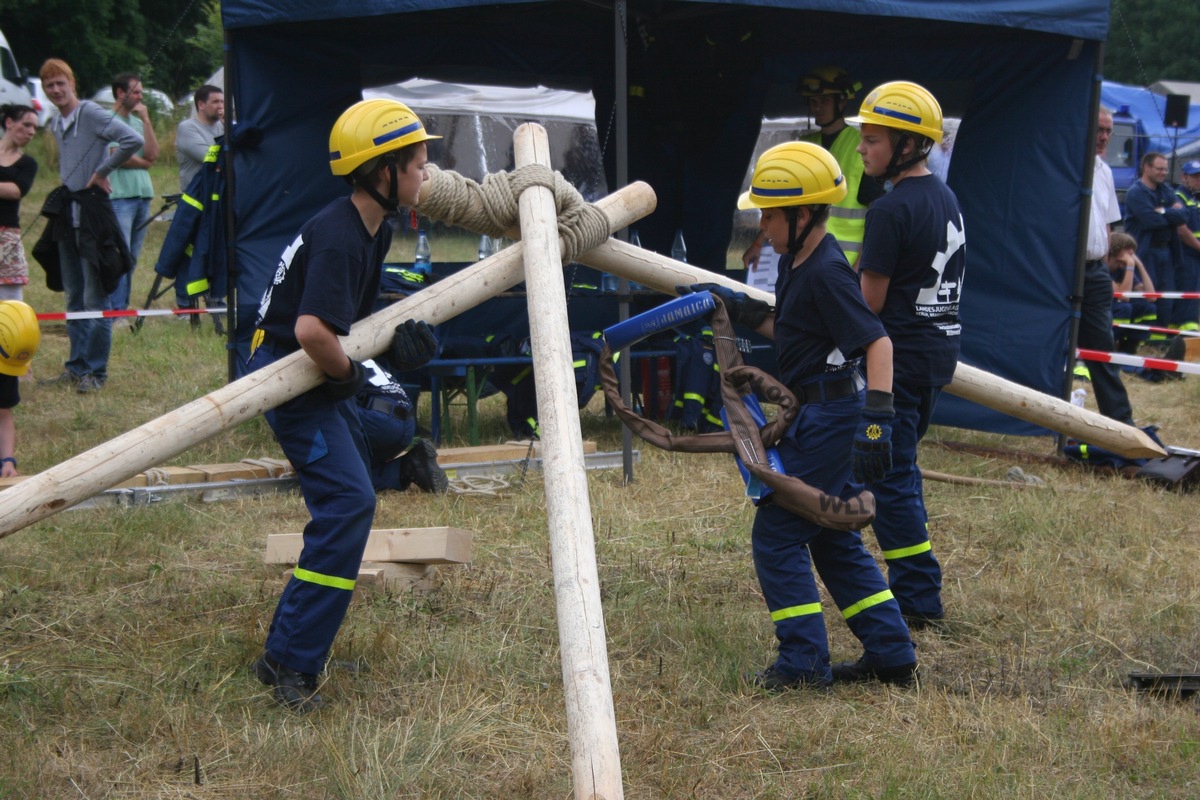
[598,298,875,531]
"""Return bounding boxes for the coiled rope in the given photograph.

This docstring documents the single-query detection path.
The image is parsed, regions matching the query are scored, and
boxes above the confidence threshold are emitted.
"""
[419,164,613,263]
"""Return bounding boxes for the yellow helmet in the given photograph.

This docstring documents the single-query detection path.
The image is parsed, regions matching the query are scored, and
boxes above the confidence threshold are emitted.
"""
[798,66,861,100]
[328,99,441,176]
[847,80,944,143]
[737,141,848,210]
[0,300,39,377]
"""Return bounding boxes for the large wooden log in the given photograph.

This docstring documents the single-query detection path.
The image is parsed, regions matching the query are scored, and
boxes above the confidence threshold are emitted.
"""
[576,239,1166,460]
[0,182,656,539]
[514,124,624,800]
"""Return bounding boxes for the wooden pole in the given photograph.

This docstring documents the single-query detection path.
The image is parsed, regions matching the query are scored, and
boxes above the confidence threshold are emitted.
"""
[575,239,1166,460]
[514,124,624,800]
[0,182,656,539]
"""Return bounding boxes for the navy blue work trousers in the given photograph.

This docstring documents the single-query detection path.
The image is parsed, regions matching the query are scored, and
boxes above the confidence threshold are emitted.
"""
[864,381,944,620]
[251,344,377,676]
[752,388,915,681]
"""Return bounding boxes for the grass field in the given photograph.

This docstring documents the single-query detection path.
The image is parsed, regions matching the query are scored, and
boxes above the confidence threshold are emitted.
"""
[1,127,1199,799]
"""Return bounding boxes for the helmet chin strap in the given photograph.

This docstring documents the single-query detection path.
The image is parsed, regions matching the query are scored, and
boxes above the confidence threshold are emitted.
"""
[881,132,930,182]
[357,157,401,213]
[785,206,822,256]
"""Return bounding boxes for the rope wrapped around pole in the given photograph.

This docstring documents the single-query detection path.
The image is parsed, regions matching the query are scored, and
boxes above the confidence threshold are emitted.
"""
[419,164,612,263]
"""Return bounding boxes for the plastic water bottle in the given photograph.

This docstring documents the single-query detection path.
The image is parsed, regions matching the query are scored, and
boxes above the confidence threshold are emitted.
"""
[671,228,688,263]
[601,272,618,293]
[1071,388,1087,407]
[477,234,493,261]
[628,229,643,290]
[414,228,432,276]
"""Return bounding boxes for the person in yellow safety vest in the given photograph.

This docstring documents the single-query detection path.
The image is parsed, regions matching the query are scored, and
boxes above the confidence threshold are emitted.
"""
[742,67,884,271]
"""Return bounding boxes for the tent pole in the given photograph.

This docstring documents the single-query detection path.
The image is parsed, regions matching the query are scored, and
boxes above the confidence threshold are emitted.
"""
[1059,41,1105,449]
[514,122,625,800]
[614,0,636,485]
[223,28,241,383]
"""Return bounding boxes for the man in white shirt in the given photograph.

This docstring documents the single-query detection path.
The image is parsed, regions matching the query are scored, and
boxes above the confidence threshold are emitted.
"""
[1075,106,1134,424]
[176,85,223,189]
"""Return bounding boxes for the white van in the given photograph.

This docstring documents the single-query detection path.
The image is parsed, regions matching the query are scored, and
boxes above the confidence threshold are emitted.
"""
[0,29,33,109]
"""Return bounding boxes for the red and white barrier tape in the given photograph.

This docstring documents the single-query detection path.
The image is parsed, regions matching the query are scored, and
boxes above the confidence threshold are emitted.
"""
[1111,323,1200,337]
[1112,291,1200,300]
[1077,347,1200,375]
[35,307,225,322]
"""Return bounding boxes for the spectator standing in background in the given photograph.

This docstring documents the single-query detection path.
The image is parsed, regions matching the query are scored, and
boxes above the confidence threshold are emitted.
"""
[39,57,142,394]
[176,85,223,189]
[0,104,39,302]
[107,73,159,312]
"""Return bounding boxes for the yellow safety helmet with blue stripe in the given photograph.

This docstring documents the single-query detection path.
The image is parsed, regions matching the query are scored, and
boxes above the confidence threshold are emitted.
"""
[737,141,848,210]
[847,80,944,143]
[328,99,441,177]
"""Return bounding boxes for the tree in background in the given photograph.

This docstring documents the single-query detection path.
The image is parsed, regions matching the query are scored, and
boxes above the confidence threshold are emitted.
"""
[1103,0,1200,86]
[0,0,219,101]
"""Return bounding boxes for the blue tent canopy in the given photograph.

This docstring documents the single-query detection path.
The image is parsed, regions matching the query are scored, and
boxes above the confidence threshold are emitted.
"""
[220,0,1109,435]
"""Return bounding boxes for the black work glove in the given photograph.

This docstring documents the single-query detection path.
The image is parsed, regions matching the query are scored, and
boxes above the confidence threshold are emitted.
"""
[852,390,895,484]
[679,282,773,329]
[322,358,366,403]
[390,319,438,372]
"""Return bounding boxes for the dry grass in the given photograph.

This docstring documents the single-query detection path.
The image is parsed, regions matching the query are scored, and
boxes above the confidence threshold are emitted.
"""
[3,134,1199,798]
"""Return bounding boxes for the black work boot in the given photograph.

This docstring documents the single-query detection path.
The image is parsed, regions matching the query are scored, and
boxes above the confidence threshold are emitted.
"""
[902,611,946,632]
[746,665,832,693]
[399,439,449,493]
[253,653,324,712]
[831,655,919,688]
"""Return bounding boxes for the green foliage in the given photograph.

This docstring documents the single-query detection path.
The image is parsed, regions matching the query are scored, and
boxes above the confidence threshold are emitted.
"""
[1103,0,1200,85]
[0,0,215,100]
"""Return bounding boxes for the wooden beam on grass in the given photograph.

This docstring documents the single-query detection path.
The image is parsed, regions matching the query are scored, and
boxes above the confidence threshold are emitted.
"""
[514,123,624,800]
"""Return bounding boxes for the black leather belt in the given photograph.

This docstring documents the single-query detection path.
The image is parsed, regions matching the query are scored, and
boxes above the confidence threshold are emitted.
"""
[790,374,859,405]
[359,395,411,420]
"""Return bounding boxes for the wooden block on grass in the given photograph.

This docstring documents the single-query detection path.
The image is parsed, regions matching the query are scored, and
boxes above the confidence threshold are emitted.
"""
[264,527,473,566]
[357,562,433,594]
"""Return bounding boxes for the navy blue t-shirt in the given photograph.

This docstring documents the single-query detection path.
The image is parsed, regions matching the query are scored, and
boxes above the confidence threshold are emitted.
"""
[858,174,966,387]
[255,197,388,350]
[774,233,888,388]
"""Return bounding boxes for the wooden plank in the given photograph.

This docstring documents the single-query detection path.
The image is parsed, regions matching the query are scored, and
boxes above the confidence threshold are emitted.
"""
[144,466,209,485]
[264,527,473,565]
[437,440,596,465]
[187,462,270,481]
[241,457,294,478]
[111,474,149,489]
[506,440,598,456]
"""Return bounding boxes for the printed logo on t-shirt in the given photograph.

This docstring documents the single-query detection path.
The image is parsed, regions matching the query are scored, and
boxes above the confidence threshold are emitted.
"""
[914,214,965,336]
[257,233,305,325]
